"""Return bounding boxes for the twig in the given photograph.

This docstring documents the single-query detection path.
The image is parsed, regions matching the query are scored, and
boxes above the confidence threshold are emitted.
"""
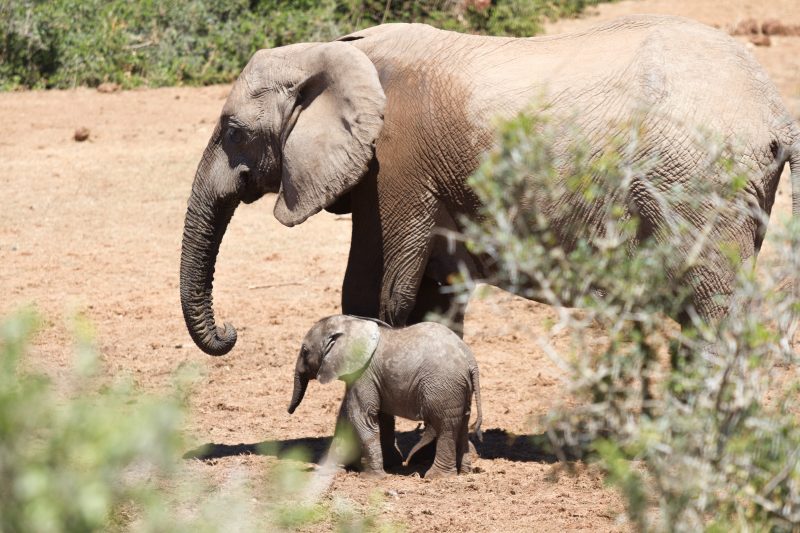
[127,40,154,50]
[381,0,392,24]
[248,281,303,290]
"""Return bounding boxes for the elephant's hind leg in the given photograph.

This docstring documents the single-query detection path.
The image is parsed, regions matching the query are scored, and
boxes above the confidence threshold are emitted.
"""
[403,424,437,467]
[456,412,473,473]
[423,419,459,479]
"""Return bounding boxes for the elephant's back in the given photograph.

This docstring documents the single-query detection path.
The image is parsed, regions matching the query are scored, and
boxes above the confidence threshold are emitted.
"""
[471,15,787,133]
[353,16,794,151]
[382,323,473,382]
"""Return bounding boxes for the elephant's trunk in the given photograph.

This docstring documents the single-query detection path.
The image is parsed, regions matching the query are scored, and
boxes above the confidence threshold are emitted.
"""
[180,182,239,356]
[288,370,309,414]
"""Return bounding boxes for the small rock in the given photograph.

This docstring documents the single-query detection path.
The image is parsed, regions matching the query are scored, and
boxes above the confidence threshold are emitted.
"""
[731,18,759,35]
[749,34,772,47]
[761,19,800,36]
[761,19,786,36]
[73,127,90,142]
[384,489,399,499]
[97,82,120,93]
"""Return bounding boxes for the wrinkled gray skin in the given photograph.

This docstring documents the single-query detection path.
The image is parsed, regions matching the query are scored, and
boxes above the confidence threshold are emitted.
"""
[287,315,482,478]
[180,15,800,356]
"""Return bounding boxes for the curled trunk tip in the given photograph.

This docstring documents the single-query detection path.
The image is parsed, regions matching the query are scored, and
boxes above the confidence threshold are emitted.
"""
[179,187,239,356]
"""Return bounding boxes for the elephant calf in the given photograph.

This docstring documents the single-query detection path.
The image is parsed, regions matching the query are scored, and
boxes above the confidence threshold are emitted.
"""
[287,315,482,478]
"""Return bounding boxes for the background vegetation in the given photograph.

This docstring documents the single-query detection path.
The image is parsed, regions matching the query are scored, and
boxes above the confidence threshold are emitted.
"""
[459,110,800,531]
[0,0,609,90]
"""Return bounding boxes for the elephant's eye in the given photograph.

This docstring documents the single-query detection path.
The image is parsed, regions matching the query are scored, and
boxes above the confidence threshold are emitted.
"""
[228,127,244,144]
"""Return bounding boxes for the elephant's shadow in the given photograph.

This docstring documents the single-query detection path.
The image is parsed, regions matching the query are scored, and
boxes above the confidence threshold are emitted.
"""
[183,428,559,475]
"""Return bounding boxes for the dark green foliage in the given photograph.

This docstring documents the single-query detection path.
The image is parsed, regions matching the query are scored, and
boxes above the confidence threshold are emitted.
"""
[0,0,610,90]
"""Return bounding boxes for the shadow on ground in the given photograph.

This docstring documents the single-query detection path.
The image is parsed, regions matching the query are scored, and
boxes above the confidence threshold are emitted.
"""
[184,427,559,472]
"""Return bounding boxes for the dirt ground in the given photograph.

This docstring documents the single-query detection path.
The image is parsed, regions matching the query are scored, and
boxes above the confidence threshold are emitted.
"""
[2,1,799,531]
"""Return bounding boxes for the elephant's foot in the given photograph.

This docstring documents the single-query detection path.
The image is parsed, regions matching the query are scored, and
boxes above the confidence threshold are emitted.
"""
[458,453,473,474]
[423,465,457,479]
[362,466,388,479]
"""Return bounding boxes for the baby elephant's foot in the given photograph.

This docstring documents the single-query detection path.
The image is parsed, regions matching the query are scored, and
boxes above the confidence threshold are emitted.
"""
[363,466,388,479]
[423,465,457,480]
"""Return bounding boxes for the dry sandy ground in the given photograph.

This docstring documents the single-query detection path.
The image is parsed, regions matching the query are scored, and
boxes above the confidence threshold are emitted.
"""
[2,1,799,531]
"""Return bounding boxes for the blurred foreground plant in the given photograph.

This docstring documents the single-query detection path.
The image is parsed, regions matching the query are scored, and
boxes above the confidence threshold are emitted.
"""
[0,310,399,532]
[460,110,800,531]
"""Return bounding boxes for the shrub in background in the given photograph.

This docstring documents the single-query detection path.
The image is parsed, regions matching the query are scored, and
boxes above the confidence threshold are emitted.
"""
[460,110,800,531]
[0,0,610,90]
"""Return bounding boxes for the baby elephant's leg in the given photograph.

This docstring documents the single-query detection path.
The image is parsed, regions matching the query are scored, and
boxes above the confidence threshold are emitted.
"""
[403,425,437,467]
[351,412,385,477]
[457,413,472,473]
[378,412,403,469]
[335,393,386,477]
[424,418,459,479]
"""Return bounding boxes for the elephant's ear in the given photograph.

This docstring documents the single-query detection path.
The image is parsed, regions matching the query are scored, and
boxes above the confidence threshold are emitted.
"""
[274,42,385,227]
[317,318,380,385]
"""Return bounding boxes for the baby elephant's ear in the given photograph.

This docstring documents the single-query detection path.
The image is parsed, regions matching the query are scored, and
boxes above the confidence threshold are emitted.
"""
[317,319,379,384]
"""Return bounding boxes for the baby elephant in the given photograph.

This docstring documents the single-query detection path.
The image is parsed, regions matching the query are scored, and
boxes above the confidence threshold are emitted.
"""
[288,315,482,478]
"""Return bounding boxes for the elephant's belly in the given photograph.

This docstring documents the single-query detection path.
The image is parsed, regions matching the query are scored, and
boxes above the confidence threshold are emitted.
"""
[382,399,422,422]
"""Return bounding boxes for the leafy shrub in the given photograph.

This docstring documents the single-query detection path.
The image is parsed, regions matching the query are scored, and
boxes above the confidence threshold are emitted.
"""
[0,0,611,90]
[460,110,800,531]
[0,310,398,531]
[0,310,188,531]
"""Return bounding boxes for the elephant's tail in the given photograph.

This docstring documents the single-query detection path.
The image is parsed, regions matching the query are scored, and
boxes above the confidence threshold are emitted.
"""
[469,365,483,442]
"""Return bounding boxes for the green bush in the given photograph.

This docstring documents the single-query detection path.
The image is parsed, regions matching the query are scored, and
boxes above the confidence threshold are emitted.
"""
[461,110,800,531]
[0,310,399,531]
[0,310,187,531]
[0,0,611,90]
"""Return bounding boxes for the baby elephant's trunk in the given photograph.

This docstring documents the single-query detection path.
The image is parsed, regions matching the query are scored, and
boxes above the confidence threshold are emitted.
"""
[288,371,309,414]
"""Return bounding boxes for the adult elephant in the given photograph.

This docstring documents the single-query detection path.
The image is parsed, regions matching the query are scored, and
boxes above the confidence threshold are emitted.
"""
[180,14,800,356]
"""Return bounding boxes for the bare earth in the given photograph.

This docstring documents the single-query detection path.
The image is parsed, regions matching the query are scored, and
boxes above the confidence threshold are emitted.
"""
[2,1,799,531]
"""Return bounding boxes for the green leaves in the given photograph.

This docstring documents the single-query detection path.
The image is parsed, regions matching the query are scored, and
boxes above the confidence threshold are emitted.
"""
[0,310,185,532]
[0,0,612,90]
[0,310,403,531]
[463,107,800,531]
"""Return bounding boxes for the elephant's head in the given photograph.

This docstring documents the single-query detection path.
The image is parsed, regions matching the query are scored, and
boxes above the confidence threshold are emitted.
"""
[180,43,386,355]
[288,315,380,414]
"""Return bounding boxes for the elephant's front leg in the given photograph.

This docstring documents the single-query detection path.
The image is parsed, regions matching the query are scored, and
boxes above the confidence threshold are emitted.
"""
[342,387,386,477]
[378,412,403,470]
[408,209,480,336]
[342,173,384,319]
[378,194,441,327]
